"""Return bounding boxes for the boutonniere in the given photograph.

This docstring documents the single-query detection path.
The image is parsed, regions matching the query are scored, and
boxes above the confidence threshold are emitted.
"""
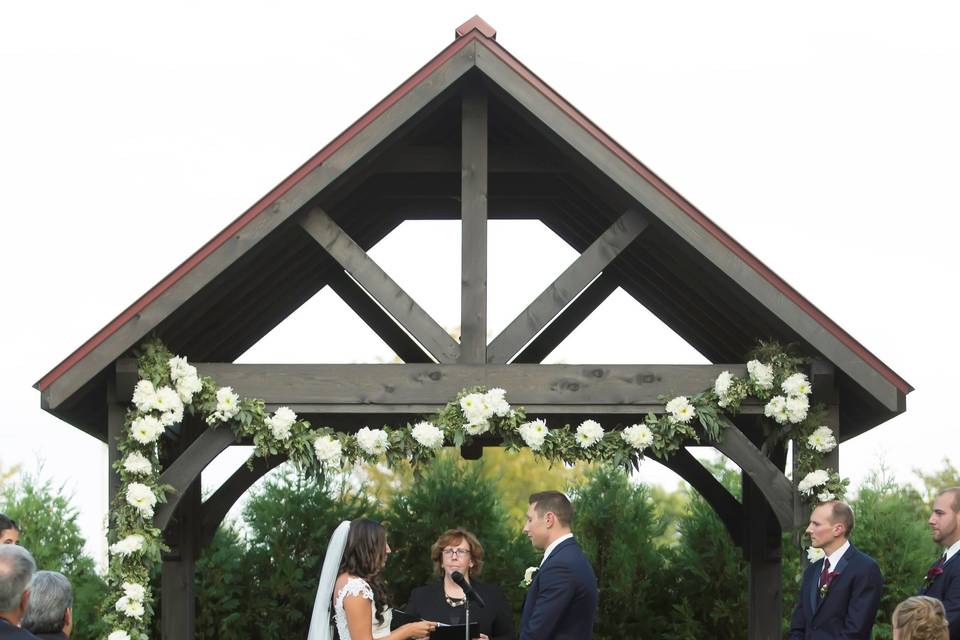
[519,566,538,589]
[923,566,944,589]
[819,571,841,598]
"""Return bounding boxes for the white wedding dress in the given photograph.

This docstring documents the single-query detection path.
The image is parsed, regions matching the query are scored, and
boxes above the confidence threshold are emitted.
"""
[334,576,393,640]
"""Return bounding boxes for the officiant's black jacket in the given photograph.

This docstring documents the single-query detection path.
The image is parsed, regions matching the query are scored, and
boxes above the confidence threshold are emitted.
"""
[920,551,960,640]
[406,579,513,640]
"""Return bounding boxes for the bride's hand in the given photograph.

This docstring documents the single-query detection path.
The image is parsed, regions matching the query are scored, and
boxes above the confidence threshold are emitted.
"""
[404,620,437,638]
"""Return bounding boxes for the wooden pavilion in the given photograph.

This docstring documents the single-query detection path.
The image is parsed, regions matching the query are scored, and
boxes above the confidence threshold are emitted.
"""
[37,17,911,639]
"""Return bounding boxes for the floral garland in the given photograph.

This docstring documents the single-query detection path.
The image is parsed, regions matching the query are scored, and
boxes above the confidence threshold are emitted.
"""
[101,339,844,639]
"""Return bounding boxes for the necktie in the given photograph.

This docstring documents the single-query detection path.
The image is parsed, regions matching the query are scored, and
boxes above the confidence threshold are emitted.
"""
[818,559,831,590]
[938,553,947,566]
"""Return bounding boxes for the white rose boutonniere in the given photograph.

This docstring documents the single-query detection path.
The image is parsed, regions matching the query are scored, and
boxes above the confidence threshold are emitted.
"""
[519,566,539,589]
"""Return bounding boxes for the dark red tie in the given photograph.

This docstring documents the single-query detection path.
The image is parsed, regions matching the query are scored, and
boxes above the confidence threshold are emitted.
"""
[818,558,831,589]
[939,553,947,567]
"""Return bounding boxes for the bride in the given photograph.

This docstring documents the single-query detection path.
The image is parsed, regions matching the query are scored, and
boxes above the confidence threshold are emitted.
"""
[308,518,438,640]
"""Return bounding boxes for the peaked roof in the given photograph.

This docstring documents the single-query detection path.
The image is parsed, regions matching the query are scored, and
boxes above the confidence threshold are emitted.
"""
[38,16,911,440]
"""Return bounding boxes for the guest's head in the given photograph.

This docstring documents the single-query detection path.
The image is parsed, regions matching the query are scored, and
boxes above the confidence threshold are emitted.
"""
[929,487,960,547]
[806,500,854,554]
[0,514,19,546]
[0,544,36,625]
[431,528,484,581]
[338,518,391,625]
[524,490,573,551]
[22,571,73,638]
[892,596,949,640]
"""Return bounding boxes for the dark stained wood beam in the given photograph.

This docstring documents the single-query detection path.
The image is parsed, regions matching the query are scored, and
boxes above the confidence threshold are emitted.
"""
[486,209,648,364]
[460,84,488,364]
[327,270,431,363]
[200,454,284,548]
[378,145,560,173]
[300,208,460,363]
[512,271,619,363]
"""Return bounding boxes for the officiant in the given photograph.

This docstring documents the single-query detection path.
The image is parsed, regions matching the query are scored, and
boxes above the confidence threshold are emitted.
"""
[404,529,513,640]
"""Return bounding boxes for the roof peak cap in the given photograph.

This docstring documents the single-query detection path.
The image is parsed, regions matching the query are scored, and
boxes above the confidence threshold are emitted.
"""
[455,15,496,40]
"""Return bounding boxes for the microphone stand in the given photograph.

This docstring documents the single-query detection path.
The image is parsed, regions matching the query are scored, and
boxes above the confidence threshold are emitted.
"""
[463,594,471,640]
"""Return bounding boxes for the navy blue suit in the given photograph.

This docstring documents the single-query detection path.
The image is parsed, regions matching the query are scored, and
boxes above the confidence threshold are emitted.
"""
[919,552,960,640]
[789,543,883,639]
[519,537,598,640]
[0,619,38,639]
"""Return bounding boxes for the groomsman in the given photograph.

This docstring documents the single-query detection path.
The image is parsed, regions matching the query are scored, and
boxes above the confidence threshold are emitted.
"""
[789,500,883,639]
[921,487,960,639]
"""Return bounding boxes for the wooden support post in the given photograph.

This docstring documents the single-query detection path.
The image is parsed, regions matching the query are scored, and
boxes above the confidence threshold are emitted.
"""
[106,378,125,507]
[744,473,783,640]
[460,83,488,365]
[810,359,839,471]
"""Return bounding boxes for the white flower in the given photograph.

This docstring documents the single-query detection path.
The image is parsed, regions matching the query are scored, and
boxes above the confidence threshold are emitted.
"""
[763,395,790,425]
[122,452,153,476]
[108,631,131,640]
[807,426,837,453]
[621,424,654,450]
[115,595,145,619]
[167,356,196,382]
[575,419,605,448]
[265,407,297,441]
[806,546,825,562]
[786,394,809,424]
[518,419,549,451]
[798,469,831,495]
[130,415,165,444]
[714,371,733,397]
[355,427,390,456]
[747,360,775,390]
[817,491,836,502]
[109,534,145,557]
[125,482,158,518]
[411,421,445,449]
[152,385,182,413]
[464,420,490,436]
[159,401,184,428]
[520,565,539,587]
[782,372,812,397]
[122,582,146,602]
[313,435,342,466]
[484,388,511,417]
[665,396,696,424]
[132,380,158,413]
[215,387,240,420]
[460,392,494,425]
[175,373,203,404]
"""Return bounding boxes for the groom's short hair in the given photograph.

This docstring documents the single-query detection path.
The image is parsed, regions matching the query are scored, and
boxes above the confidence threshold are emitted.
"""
[529,491,573,527]
[823,500,855,537]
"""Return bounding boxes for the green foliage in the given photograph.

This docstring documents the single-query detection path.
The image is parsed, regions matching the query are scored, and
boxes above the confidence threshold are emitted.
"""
[195,527,248,640]
[0,472,109,640]
[384,455,538,615]
[571,466,672,638]
[914,458,960,506]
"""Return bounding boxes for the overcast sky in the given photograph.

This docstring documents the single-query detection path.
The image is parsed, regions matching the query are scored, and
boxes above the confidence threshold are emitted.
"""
[2,1,958,564]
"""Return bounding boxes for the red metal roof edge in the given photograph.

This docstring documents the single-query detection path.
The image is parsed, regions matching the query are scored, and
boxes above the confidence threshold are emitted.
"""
[475,37,912,396]
[36,31,482,393]
[38,25,912,399]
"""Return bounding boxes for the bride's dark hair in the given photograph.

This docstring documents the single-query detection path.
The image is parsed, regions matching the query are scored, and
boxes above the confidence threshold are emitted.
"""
[339,518,392,625]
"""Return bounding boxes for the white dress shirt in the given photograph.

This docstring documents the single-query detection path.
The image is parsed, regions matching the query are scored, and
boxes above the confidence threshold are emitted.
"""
[944,537,960,563]
[823,540,851,573]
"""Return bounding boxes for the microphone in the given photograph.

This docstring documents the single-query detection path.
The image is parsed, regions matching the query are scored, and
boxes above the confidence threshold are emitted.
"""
[450,571,486,608]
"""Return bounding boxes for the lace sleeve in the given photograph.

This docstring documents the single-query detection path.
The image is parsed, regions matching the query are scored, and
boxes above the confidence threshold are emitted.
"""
[335,576,374,610]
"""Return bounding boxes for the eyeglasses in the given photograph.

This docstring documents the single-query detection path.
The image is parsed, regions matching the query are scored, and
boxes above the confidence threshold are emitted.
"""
[442,548,471,558]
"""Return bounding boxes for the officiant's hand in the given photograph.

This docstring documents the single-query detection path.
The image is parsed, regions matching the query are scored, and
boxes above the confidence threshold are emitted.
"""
[401,619,437,638]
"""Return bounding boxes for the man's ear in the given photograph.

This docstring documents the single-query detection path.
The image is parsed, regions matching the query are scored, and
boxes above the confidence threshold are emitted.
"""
[544,512,555,528]
[18,588,30,615]
[64,607,74,635]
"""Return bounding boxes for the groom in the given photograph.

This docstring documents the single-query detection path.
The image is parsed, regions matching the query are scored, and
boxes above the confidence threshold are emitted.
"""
[520,490,598,639]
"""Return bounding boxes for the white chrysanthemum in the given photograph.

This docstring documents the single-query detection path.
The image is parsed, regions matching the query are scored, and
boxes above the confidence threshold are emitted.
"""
[115,595,145,619]
[806,546,825,562]
[781,372,812,397]
[411,421,445,449]
[313,435,342,466]
[265,407,297,441]
[167,356,195,382]
[621,424,654,450]
[152,385,182,413]
[747,360,775,390]
[355,427,389,456]
[125,482,158,518]
[484,388,511,417]
[460,392,494,425]
[175,374,203,404]
[518,419,549,451]
[132,380,158,413]
[130,415,165,444]
[108,631,131,640]
[215,387,240,420]
[575,419,605,448]
[159,401,184,428]
[464,420,490,436]
[665,396,696,424]
[714,371,733,397]
[786,394,809,424]
[123,452,153,476]
[763,395,790,425]
[123,582,146,602]
[109,534,145,557]
[798,469,831,495]
[807,426,837,453]
[817,491,836,502]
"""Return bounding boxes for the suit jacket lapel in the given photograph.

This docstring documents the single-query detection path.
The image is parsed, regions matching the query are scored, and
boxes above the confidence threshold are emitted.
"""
[815,545,855,614]
[809,559,823,614]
